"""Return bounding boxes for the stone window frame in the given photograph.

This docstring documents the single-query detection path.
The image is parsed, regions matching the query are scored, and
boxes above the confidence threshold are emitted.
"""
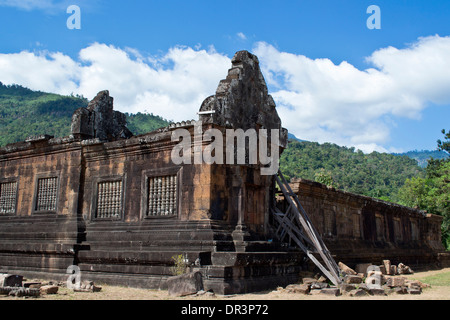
[352,212,361,239]
[393,216,403,242]
[32,172,61,214]
[140,166,182,220]
[375,212,385,241]
[410,218,419,241]
[323,207,336,237]
[91,175,126,222]
[0,177,19,215]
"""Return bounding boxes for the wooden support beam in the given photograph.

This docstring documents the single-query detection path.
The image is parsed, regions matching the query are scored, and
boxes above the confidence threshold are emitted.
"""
[271,170,342,286]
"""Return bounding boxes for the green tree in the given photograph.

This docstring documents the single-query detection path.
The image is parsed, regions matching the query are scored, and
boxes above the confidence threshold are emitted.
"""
[397,130,450,249]
[437,129,450,153]
[314,168,334,187]
[279,139,423,201]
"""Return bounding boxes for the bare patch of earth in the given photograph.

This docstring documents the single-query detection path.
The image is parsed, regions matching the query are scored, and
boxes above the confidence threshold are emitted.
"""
[0,268,449,301]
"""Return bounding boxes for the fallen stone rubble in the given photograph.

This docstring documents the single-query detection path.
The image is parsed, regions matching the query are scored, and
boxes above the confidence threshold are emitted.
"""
[0,273,102,298]
[276,260,429,297]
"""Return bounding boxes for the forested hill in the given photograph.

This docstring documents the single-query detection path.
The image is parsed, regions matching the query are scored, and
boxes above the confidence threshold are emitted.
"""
[0,82,169,147]
[279,140,424,202]
[393,150,449,168]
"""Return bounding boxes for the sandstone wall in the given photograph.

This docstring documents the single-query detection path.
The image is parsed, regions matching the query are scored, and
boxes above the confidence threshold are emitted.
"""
[284,178,446,268]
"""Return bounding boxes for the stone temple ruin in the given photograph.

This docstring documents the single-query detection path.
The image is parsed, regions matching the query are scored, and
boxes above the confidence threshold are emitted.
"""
[0,50,448,295]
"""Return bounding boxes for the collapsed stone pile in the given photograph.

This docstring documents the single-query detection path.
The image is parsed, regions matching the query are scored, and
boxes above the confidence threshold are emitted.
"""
[277,260,428,297]
[0,273,102,298]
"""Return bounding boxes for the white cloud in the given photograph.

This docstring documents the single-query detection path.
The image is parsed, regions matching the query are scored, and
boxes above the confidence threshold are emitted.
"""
[253,35,450,152]
[1,36,450,152]
[0,0,100,14]
[0,43,230,122]
[0,0,57,11]
[0,50,80,93]
[237,32,247,41]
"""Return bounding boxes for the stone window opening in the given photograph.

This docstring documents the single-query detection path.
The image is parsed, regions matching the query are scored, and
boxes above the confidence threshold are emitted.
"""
[0,181,18,214]
[411,220,419,241]
[393,217,403,242]
[95,180,123,219]
[35,177,58,212]
[352,213,361,239]
[147,175,178,217]
[375,214,385,241]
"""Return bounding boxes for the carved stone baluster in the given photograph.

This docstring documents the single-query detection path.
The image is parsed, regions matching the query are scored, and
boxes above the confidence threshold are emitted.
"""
[173,175,177,215]
[159,177,164,215]
[166,177,171,215]
[156,177,162,215]
[168,176,173,215]
[46,179,51,211]
[107,183,112,218]
[113,181,117,217]
[110,182,115,217]
[98,183,103,218]
[153,177,157,215]
[110,182,115,218]
[162,176,168,215]
[0,184,5,214]
[111,182,116,218]
[116,181,122,217]
[41,179,46,211]
[44,178,49,211]
[148,178,154,216]
[50,178,56,211]
[39,179,45,211]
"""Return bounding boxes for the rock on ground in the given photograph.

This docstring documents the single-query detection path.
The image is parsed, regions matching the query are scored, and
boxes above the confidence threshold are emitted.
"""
[166,272,204,297]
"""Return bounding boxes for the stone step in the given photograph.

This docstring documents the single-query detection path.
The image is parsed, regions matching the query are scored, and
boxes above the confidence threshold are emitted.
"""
[0,253,74,270]
[0,242,78,253]
[83,230,230,242]
[77,250,211,265]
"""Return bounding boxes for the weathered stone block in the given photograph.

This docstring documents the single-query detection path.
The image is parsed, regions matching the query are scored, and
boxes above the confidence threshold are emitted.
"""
[311,282,328,289]
[379,265,386,275]
[23,282,42,289]
[344,275,363,284]
[398,263,413,275]
[73,280,102,292]
[309,289,322,295]
[383,260,392,275]
[339,283,357,294]
[71,90,132,142]
[391,265,397,275]
[394,286,408,294]
[0,274,23,287]
[167,272,204,297]
[408,287,422,295]
[338,262,357,275]
[406,280,429,289]
[285,284,310,294]
[386,276,407,288]
[301,277,317,285]
[369,288,386,296]
[320,288,341,296]
[349,289,369,297]
[7,287,40,297]
[355,263,372,276]
[40,285,59,295]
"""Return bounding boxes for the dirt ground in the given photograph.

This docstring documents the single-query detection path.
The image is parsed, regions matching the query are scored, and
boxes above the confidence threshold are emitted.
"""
[1,267,449,301]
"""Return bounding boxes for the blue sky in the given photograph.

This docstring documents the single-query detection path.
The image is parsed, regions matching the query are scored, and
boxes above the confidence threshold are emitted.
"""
[1,0,449,153]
